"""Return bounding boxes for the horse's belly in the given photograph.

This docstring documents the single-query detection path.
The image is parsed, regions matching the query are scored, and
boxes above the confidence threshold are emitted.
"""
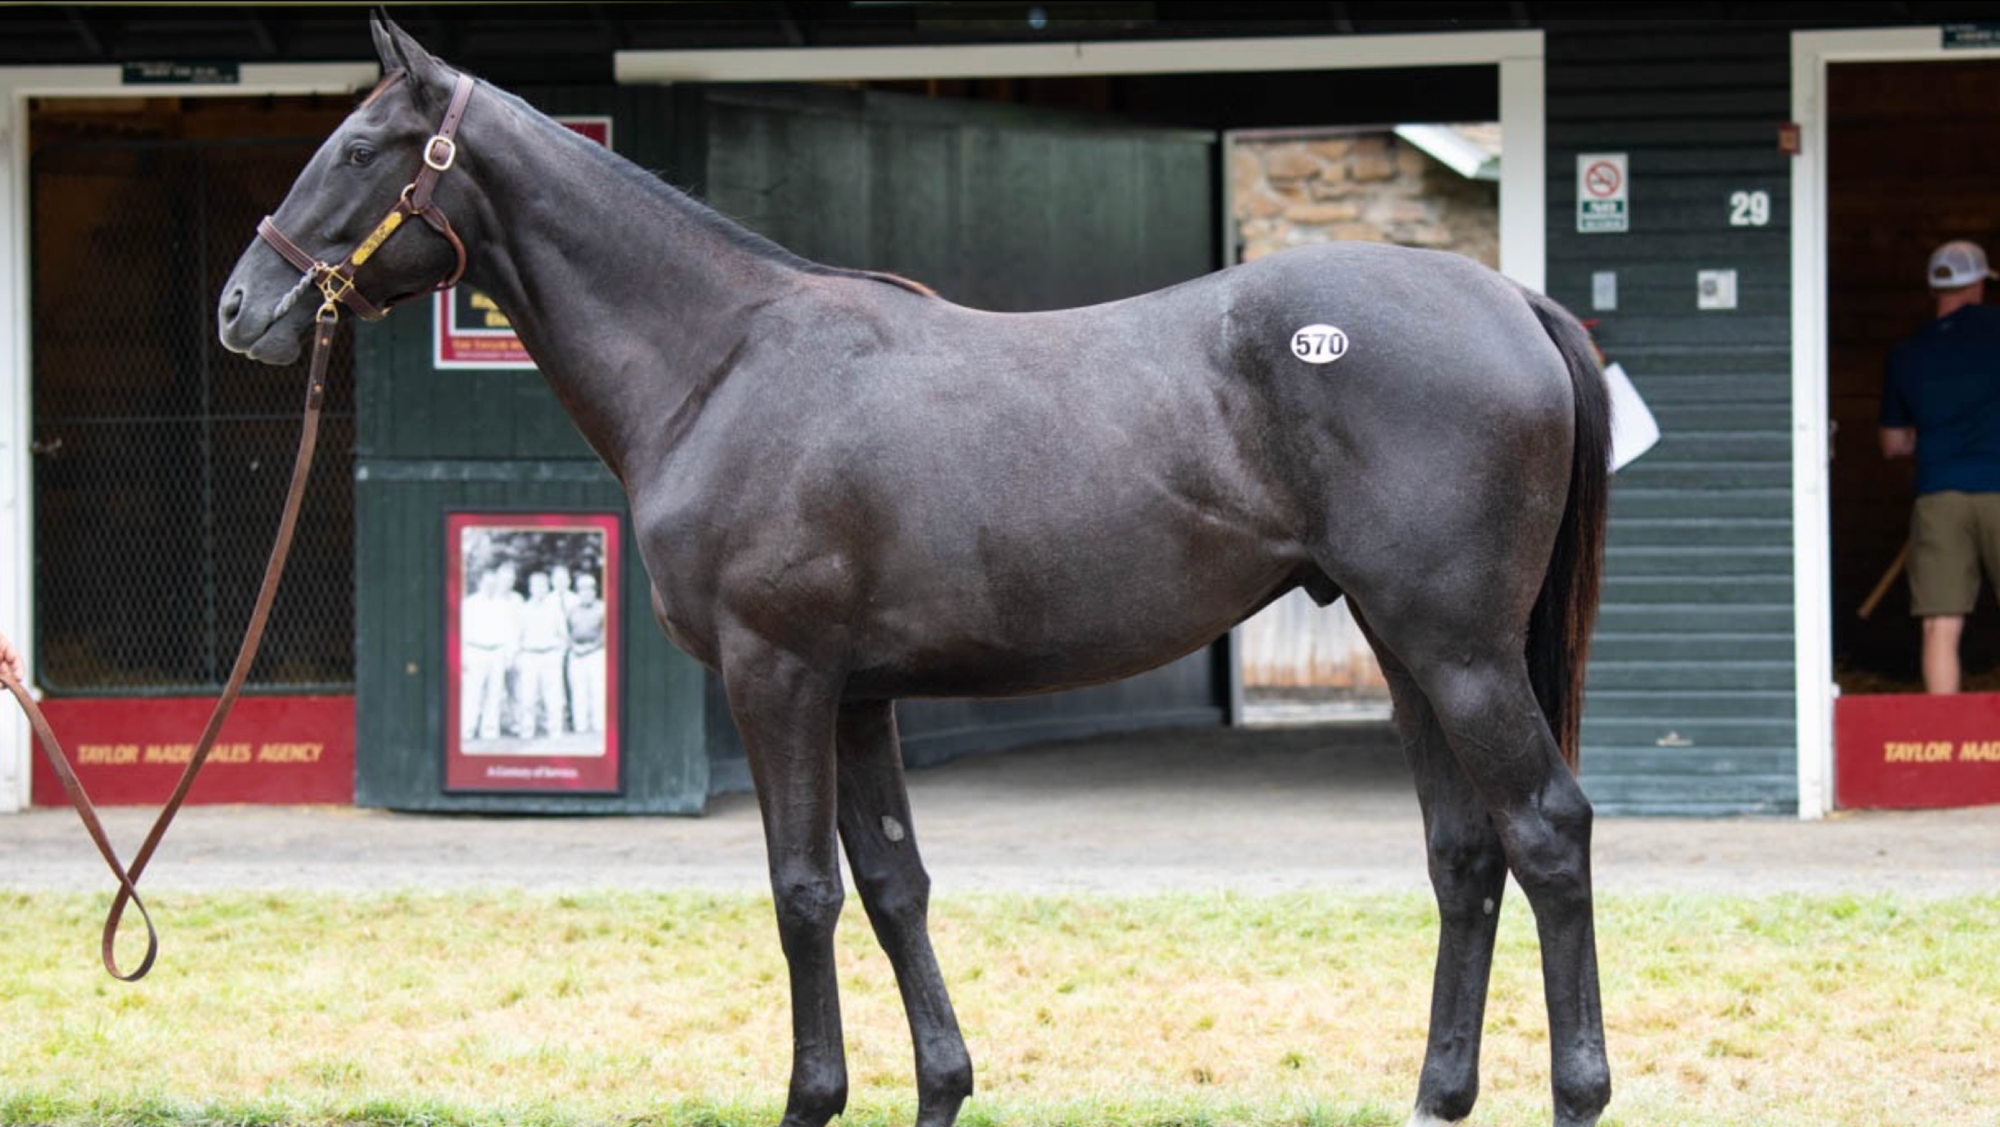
[846,538,1294,699]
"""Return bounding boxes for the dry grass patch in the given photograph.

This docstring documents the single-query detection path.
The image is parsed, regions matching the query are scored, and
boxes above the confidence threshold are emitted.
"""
[1,890,1995,1126]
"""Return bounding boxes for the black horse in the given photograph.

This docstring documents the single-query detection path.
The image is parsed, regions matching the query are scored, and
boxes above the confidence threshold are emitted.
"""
[218,17,1612,1127]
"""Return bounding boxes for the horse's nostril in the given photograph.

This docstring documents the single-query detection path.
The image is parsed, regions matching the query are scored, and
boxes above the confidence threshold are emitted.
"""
[221,287,245,323]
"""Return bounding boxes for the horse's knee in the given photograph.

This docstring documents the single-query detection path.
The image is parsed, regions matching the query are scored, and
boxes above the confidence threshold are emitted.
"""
[1412,662,1594,907]
[771,868,845,953]
[1500,782,1594,912]
[1517,773,1592,860]
[1544,777,1594,846]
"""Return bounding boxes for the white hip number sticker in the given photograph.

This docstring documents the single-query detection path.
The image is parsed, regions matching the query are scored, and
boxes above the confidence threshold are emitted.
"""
[1291,323,1349,365]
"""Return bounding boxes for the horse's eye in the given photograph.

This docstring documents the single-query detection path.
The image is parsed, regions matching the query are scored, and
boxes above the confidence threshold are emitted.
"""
[345,143,376,168]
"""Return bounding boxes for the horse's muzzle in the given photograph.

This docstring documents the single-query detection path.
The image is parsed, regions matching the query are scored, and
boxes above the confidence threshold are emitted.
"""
[217,282,305,365]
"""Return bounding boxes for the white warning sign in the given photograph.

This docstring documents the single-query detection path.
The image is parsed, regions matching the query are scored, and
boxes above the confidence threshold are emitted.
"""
[1577,152,1629,234]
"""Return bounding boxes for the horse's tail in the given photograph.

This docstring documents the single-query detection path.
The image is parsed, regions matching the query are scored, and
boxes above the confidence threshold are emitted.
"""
[1520,286,1610,775]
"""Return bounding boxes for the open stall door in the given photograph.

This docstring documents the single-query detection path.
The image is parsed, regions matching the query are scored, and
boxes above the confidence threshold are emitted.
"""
[26,91,360,805]
[1824,55,2000,809]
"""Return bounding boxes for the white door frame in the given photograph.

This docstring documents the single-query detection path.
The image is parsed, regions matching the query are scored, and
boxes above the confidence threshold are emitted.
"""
[0,62,374,813]
[1790,27,2000,819]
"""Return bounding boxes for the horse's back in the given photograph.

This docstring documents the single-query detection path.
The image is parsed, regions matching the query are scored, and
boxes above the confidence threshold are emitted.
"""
[899,242,1570,449]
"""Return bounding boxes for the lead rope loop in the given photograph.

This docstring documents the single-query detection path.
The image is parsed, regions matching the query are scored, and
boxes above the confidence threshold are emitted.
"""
[4,309,336,980]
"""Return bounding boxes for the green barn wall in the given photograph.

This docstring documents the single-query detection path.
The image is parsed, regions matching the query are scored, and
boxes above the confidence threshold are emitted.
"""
[1546,24,1799,815]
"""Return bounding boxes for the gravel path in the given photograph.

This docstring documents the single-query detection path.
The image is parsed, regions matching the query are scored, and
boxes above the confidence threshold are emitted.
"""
[5,724,1996,898]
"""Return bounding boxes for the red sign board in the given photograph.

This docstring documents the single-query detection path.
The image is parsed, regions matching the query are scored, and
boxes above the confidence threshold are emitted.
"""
[433,116,611,370]
[1835,692,2000,809]
[30,695,355,806]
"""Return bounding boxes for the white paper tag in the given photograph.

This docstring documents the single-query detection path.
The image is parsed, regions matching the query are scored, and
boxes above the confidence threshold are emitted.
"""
[1603,361,1660,471]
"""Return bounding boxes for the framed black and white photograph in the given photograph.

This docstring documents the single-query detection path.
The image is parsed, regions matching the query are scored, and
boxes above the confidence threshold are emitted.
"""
[443,511,621,794]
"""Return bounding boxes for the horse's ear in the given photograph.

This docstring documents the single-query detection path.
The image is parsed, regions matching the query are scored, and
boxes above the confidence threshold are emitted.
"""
[369,10,451,109]
[369,10,406,74]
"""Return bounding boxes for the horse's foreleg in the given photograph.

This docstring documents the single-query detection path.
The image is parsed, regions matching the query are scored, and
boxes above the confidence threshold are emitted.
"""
[835,700,974,1127]
[1424,659,1610,1127]
[1358,613,1508,1127]
[725,651,848,1127]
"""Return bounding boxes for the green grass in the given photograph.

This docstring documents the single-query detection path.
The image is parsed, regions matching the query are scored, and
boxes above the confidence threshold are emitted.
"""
[2,890,1997,1126]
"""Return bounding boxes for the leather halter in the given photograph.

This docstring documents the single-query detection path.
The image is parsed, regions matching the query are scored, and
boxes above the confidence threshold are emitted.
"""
[0,68,479,982]
[257,69,475,322]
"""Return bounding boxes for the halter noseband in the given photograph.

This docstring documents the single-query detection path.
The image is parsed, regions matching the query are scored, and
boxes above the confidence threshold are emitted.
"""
[257,69,476,323]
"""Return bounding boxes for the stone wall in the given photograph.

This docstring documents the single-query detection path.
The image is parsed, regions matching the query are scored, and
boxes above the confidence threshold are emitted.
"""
[1231,130,1498,267]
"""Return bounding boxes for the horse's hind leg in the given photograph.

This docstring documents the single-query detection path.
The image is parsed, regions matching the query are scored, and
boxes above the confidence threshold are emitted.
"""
[1409,646,1608,1126]
[724,650,849,1127]
[1353,596,1609,1127]
[1356,610,1510,1126]
[834,701,974,1127]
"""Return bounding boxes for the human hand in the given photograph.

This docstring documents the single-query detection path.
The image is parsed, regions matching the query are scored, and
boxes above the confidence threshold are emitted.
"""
[0,630,24,684]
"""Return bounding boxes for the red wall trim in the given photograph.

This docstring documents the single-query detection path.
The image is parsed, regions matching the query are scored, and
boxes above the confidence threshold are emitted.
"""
[1835,692,2000,810]
[30,695,355,806]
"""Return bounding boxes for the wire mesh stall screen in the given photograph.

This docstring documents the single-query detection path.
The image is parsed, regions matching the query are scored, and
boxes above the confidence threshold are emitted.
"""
[31,119,355,694]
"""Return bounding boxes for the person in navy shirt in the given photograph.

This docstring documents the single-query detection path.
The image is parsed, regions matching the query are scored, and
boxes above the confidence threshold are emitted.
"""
[1880,239,2000,693]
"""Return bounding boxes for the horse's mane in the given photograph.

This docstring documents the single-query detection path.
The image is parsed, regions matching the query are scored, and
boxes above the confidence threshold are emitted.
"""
[489,81,935,299]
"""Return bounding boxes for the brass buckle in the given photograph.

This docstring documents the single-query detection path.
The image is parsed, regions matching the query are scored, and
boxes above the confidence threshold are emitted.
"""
[317,267,356,310]
[424,135,457,172]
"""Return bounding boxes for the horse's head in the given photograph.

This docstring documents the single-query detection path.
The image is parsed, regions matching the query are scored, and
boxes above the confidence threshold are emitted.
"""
[217,15,472,365]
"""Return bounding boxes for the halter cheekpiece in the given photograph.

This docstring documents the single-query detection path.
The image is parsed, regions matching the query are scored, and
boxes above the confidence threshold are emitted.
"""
[257,68,476,323]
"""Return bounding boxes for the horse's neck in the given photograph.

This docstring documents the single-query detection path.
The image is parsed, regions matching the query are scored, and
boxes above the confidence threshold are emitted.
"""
[453,95,794,477]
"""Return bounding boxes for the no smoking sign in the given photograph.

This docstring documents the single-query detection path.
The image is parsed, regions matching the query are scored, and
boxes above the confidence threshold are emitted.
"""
[1584,160,1621,197]
[1577,152,1629,234]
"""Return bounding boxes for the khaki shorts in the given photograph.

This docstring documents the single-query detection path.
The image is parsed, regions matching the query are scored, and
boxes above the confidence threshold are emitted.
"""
[1908,491,2000,617]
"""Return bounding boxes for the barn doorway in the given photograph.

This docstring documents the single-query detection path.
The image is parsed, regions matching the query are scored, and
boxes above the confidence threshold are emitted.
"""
[15,87,366,807]
[1822,54,2000,809]
[1827,58,2000,695]
[29,93,357,697]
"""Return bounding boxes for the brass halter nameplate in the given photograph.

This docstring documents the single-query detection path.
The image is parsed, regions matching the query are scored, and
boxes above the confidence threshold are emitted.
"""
[351,210,406,267]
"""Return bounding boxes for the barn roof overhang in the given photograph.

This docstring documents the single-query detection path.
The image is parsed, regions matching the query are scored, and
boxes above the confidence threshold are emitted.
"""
[5,4,1997,85]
